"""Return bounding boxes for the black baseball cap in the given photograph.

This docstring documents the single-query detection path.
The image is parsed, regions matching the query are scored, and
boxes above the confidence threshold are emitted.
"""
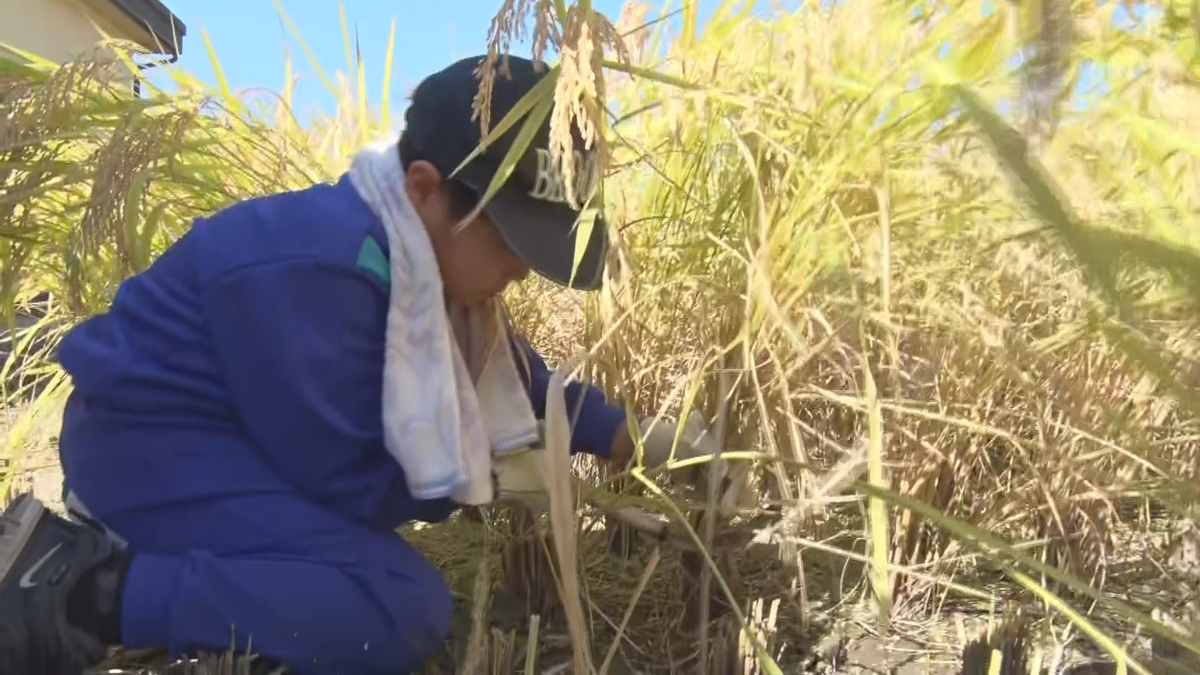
[403,55,608,291]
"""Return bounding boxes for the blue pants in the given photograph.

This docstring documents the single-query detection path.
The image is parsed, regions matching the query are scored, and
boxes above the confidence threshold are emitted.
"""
[59,430,453,674]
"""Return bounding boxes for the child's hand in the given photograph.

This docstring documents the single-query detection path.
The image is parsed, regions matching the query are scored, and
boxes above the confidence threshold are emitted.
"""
[636,412,720,468]
[493,447,550,510]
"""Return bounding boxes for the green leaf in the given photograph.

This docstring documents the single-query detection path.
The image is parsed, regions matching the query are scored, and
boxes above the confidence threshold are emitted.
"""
[1192,0,1200,47]
[683,0,700,49]
[121,169,151,272]
[853,481,1198,668]
[570,207,599,288]
[281,45,295,113]
[702,0,759,48]
[957,12,1009,81]
[466,87,555,223]
[201,27,243,114]
[380,19,397,128]
[271,0,340,100]
[449,65,558,179]
[952,85,1121,307]
[136,204,167,273]
[0,41,60,70]
[338,1,353,78]
[355,25,368,148]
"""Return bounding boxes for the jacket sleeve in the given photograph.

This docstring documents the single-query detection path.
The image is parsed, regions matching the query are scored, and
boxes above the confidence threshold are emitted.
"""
[201,259,392,505]
[510,334,628,459]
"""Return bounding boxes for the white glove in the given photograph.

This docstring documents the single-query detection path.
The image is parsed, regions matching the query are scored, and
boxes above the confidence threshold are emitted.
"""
[637,412,721,468]
[639,413,757,515]
[492,421,552,510]
[492,446,551,510]
[494,414,755,516]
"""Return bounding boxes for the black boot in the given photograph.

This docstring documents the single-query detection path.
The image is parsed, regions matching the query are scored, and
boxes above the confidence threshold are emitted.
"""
[0,492,130,675]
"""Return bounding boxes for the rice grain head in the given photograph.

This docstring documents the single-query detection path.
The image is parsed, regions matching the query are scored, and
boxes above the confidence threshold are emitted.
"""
[474,1,629,211]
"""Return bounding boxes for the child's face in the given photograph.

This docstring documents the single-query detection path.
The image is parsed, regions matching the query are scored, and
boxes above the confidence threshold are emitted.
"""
[405,160,531,304]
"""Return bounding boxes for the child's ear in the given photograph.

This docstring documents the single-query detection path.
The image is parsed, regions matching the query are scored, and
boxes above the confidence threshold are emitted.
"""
[403,160,445,213]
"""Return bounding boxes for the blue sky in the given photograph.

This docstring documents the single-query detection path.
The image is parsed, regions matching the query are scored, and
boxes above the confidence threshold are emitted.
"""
[141,0,1157,128]
[145,0,675,122]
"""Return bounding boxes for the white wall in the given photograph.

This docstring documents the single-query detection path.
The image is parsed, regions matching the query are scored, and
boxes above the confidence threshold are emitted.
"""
[0,0,160,82]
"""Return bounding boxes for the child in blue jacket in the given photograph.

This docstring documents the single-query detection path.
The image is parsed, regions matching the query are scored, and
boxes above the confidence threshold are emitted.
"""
[0,55,715,674]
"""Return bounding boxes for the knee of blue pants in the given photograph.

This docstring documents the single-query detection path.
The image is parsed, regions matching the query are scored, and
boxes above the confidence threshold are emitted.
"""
[291,550,455,673]
[311,557,454,673]
[56,418,457,673]
[421,564,453,644]
[379,554,453,667]
[120,547,455,675]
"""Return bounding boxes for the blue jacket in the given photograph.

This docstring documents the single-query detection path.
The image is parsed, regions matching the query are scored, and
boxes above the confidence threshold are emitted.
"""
[56,174,628,531]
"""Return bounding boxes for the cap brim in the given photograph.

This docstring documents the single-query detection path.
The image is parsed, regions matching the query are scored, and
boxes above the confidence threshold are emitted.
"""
[459,164,607,291]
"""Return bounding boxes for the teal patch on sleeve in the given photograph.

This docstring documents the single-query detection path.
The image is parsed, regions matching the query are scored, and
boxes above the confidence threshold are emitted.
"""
[356,236,390,285]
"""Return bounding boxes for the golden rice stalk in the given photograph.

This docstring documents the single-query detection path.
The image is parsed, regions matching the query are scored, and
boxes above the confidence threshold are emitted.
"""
[460,557,492,675]
[549,6,629,208]
[523,614,540,674]
[541,370,593,674]
[473,0,560,134]
[615,1,652,66]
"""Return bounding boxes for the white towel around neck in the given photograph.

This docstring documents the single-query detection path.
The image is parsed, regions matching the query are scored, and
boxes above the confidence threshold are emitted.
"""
[346,138,541,505]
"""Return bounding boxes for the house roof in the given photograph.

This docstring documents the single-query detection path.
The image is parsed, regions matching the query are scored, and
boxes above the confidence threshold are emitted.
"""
[104,0,187,56]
